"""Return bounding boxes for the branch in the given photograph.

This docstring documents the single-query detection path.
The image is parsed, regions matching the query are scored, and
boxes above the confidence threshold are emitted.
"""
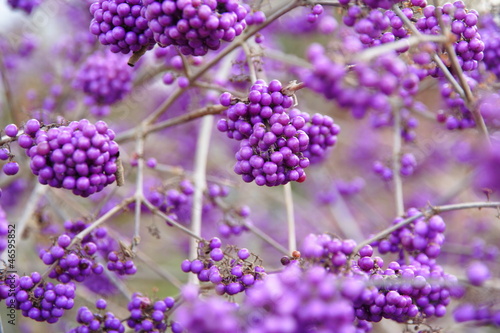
[1,183,47,263]
[0,53,18,124]
[133,132,145,249]
[188,115,214,284]
[115,104,228,143]
[283,183,297,253]
[431,0,490,144]
[142,198,203,241]
[391,5,466,100]
[355,34,448,62]
[354,201,500,254]
[68,197,134,247]
[392,108,404,217]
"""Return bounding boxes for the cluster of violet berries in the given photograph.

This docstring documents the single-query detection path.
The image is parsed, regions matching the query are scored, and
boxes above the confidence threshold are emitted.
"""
[89,0,155,54]
[107,249,137,276]
[72,50,134,117]
[217,204,251,238]
[244,262,373,332]
[17,119,120,197]
[69,299,125,332]
[480,14,500,79]
[126,293,175,332]
[295,110,340,164]
[143,0,248,56]
[454,303,500,327]
[295,232,460,323]
[146,178,195,223]
[376,208,446,259]
[40,220,108,283]
[181,237,265,295]
[218,80,311,186]
[303,45,419,125]
[373,152,417,181]
[0,273,76,323]
[296,233,357,271]
[343,6,410,48]
[415,2,484,74]
[174,287,236,333]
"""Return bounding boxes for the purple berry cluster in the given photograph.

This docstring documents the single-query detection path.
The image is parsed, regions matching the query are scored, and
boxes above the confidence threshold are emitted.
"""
[143,0,248,56]
[18,119,120,197]
[181,238,265,295]
[296,233,460,323]
[218,80,310,186]
[69,299,125,333]
[298,233,357,271]
[7,0,41,14]
[72,50,134,117]
[376,208,446,259]
[437,76,478,130]
[244,263,372,332]
[175,288,238,333]
[480,15,500,79]
[217,205,250,238]
[303,45,420,126]
[107,250,137,275]
[126,293,175,332]
[1,124,21,177]
[0,273,75,323]
[454,303,500,327]
[336,177,366,197]
[146,178,195,223]
[296,110,340,164]
[415,2,484,74]
[89,0,155,54]
[343,7,410,48]
[353,248,458,321]
[373,152,417,181]
[40,226,106,283]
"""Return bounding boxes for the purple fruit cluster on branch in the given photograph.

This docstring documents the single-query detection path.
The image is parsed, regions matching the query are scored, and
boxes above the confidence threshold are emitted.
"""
[143,0,248,56]
[18,119,120,197]
[90,0,156,54]
[3,0,500,332]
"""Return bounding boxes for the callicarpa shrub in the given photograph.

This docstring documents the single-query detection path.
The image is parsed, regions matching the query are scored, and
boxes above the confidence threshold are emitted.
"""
[2,0,500,332]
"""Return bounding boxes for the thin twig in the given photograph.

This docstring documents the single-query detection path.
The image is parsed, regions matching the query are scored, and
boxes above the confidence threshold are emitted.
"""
[133,133,145,248]
[243,42,258,83]
[355,35,448,62]
[263,48,313,69]
[134,250,183,289]
[143,198,203,241]
[392,108,404,217]
[354,201,500,254]
[311,0,342,5]
[68,197,134,247]
[1,183,47,263]
[115,104,228,143]
[0,52,17,124]
[243,221,289,255]
[193,81,245,98]
[188,115,213,284]
[283,183,297,253]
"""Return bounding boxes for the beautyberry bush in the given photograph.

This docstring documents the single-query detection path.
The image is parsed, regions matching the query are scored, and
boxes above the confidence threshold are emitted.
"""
[1,0,500,332]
